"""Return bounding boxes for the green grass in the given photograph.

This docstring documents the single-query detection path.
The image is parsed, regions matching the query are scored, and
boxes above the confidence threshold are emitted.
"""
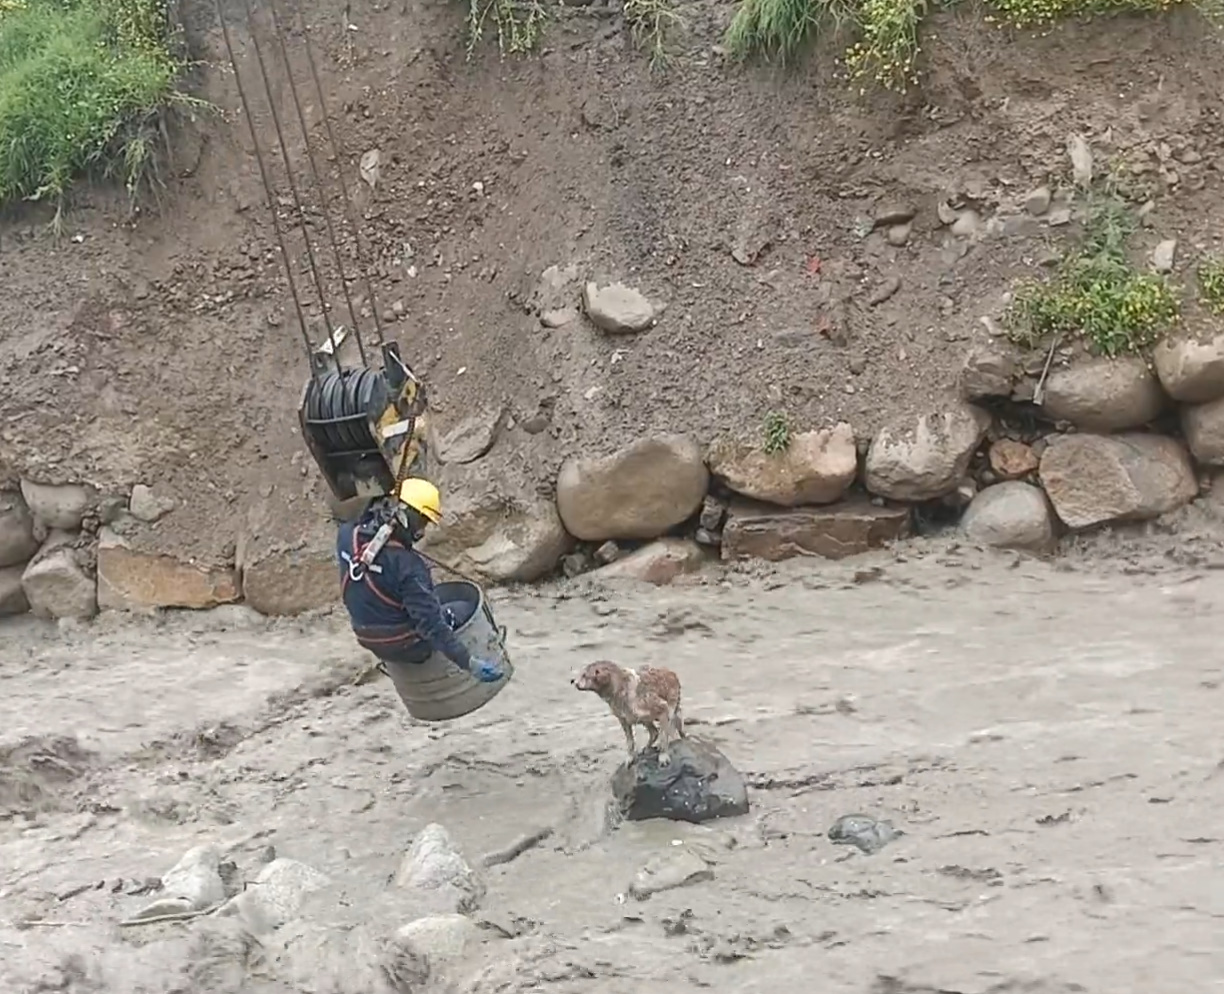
[762,411,792,454]
[1005,185,1180,357]
[0,0,185,215]
[463,0,546,58]
[1197,255,1224,314]
[724,0,1207,91]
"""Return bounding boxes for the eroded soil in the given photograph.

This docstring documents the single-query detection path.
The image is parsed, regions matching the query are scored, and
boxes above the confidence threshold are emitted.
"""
[2,546,1222,992]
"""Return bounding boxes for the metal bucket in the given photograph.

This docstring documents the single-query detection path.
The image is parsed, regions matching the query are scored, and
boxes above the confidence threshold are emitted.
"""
[380,579,514,722]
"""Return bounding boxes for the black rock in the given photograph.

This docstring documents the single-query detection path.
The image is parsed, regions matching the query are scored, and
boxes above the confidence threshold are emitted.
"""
[611,739,749,824]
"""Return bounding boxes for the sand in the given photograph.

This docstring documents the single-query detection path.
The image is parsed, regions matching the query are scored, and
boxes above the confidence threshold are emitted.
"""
[2,545,1222,992]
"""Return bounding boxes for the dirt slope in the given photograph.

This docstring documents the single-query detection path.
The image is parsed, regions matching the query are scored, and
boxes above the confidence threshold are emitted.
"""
[1,0,1223,562]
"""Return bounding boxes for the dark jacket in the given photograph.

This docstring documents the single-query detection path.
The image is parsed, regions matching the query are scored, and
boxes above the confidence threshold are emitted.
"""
[336,519,471,668]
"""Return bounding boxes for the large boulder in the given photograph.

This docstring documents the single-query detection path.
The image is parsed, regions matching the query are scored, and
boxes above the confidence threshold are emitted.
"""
[721,499,911,562]
[419,491,571,584]
[707,422,857,506]
[556,435,708,541]
[0,566,29,616]
[960,481,1056,552]
[1181,396,1224,467]
[96,528,239,610]
[21,543,97,620]
[1038,433,1198,529]
[0,491,38,568]
[864,403,990,501]
[19,480,91,532]
[241,543,337,616]
[1039,356,1165,431]
[394,823,485,914]
[611,739,749,824]
[1154,330,1224,404]
[588,538,707,586]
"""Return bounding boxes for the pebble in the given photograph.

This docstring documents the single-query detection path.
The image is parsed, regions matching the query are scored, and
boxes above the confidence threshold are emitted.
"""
[1152,238,1178,274]
[1024,185,1052,216]
[827,814,903,855]
[886,223,911,246]
[950,210,980,238]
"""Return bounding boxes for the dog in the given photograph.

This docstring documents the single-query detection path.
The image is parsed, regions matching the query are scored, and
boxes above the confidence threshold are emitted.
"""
[571,660,684,766]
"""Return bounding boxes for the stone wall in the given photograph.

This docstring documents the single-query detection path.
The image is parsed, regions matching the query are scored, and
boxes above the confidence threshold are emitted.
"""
[2,314,1221,622]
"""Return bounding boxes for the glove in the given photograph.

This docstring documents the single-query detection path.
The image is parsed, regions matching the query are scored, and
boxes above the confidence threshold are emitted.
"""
[469,656,504,684]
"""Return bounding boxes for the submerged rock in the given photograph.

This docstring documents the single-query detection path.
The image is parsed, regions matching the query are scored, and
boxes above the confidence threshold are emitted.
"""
[611,739,749,824]
[827,814,903,854]
[628,847,713,899]
[394,823,485,914]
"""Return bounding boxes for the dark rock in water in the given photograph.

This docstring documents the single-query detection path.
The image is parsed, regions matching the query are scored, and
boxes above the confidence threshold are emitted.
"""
[611,739,749,824]
[827,814,903,854]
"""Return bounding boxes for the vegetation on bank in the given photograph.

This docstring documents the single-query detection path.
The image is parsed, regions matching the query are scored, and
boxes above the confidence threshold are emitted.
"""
[1005,185,1180,358]
[0,0,185,213]
[724,0,1209,90]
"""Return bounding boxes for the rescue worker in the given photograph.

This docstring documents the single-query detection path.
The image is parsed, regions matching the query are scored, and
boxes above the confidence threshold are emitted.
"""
[337,478,504,683]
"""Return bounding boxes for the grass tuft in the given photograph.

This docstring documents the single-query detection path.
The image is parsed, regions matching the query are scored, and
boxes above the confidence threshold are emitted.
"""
[1197,255,1224,314]
[0,0,190,215]
[762,411,792,454]
[1005,184,1180,357]
[625,0,683,68]
[463,0,546,58]
[724,0,1212,92]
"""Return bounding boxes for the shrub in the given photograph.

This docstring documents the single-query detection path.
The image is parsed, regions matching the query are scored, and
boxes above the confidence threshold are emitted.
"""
[1005,188,1180,357]
[0,0,183,211]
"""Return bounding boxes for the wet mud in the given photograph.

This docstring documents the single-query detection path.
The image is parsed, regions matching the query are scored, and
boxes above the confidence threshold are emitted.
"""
[2,546,1223,992]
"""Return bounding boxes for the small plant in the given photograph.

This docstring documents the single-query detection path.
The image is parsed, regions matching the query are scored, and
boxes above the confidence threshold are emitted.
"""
[463,0,545,58]
[762,412,792,454]
[0,0,190,215]
[1005,186,1180,357]
[1197,256,1224,314]
[625,0,682,68]
[725,0,855,66]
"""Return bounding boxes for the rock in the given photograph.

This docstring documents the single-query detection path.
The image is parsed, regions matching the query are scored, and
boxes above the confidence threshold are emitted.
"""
[872,203,915,228]
[0,491,38,568]
[1024,185,1052,216]
[951,210,980,238]
[628,848,714,900]
[864,404,990,501]
[707,423,857,506]
[1152,238,1178,273]
[960,481,1056,552]
[959,347,1017,400]
[128,484,176,523]
[556,434,708,541]
[218,858,331,935]
[886,223,911,246]
[0,565,29,616]
[419,492,571,583]
[394,823,484,914]
[827,814,903,855]
[721,499,911,562]
[1040,356,1165,431]
[612,739,749,824]
[541,306,579,328]
[1068,133,1093,187]
[437,406,505,465]
[129,846,226,920]
[698,496,726,532]
[96,528,239,610]
[561,551,591,578]
[1153,331,1224,403]
[594,540,620,564]
[19,480,91,531]
[588,538,706,586]
[531,262,580,313]
[1039,433,1198,529]
[582,281,656,333]
[241,544,336,616]
[1181,396,1224,467]
[22,546,96,620]
[393,914,482,966]
[988,438,1039,479]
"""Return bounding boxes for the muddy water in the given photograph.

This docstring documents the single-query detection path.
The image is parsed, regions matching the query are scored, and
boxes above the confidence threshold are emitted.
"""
[2,547,1223,993]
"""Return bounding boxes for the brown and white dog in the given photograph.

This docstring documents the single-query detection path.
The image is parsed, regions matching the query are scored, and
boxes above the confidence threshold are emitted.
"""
[572,660,685,766]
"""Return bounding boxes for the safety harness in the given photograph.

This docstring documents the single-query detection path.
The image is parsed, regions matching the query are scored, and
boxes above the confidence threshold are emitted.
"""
[339,524,421,648]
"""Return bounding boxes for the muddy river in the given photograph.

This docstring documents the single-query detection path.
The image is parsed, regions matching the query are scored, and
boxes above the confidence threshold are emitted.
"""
[2,545,1222,993]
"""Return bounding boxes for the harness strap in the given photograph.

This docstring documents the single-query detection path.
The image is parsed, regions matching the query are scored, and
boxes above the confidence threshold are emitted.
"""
[341,528,405,611]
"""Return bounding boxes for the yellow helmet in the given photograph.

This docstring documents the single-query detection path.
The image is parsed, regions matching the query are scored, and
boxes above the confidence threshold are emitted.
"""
[396,478,442,524]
